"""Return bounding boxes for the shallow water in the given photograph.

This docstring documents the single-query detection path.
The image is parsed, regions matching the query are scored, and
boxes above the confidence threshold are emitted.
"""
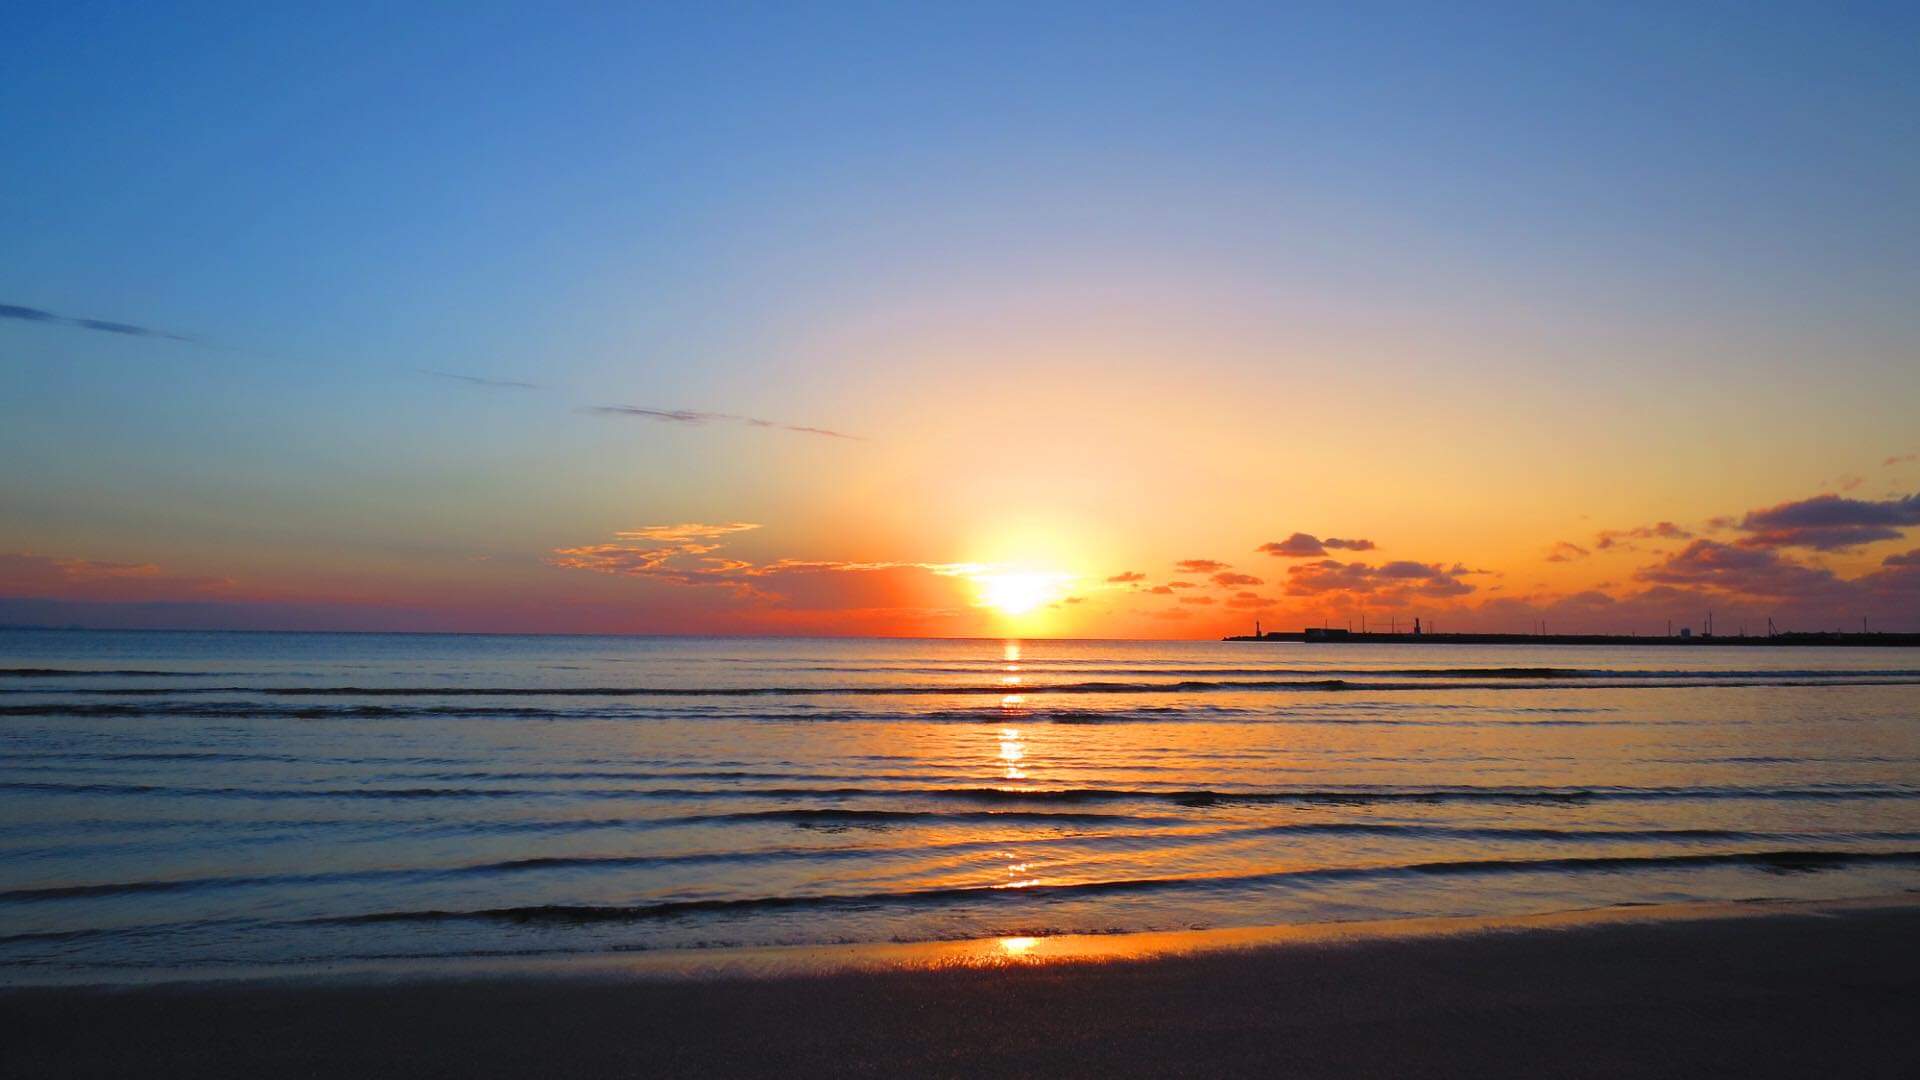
[2,630,1917,981]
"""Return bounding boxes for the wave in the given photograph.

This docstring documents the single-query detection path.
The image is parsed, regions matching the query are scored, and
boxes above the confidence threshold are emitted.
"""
[900,785,1920,806]
[0,700,1616,726]
[18,664,1914,682]
[0,703,613,719]
[756,665,1920,680]
[0,701,1626,726]
[14,674,1919,700]
[0,807,1185,845]
[316,848,1920,926]
[6,779,1913,804]
[0,668,198,678]
[15,825,1920,904]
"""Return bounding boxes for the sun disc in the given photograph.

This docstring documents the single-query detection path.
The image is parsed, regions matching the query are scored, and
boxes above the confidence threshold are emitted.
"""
[976,572,1062,616]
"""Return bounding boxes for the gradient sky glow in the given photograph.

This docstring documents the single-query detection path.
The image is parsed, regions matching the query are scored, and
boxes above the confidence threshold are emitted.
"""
[5,2,1919,636]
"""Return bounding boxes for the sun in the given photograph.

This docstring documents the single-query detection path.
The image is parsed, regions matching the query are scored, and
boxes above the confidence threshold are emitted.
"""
[974,571,1069,617]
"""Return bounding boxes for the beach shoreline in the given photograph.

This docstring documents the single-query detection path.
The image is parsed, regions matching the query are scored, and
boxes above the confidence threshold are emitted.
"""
[7,895,1918,1077]
[0,892,1910,988]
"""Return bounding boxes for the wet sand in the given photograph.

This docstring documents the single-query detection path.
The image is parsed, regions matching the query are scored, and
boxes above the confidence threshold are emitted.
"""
[5,898,1918,1078]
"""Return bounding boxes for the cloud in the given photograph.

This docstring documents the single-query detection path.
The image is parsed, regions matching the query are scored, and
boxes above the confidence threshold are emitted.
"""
[586,405,861,441]
[1175,559,1230,574]
[1886,454,1916,467]
[617,522,761,543]
[1858,548,1920,604]
[0,302,193,343]
[545,544,706,583]
[424,369,539,390]
[1257,533,1376,559]
[1633,540,1849,600]
[0,552,230,602]
[546,523,768,588]
[0,596,484,633]
[1593,521,1691,551]
[548,526,1022,623]
[1173,512,1920,634]
[1545,541,1590,563]
[781,424,860,439]
[1146,585,1174,595]
[1258,533,1325,558]
[1106,571,1146,583]
[1745,524,1906,551]
[1283,559,1475,599]
[1211,571,1264,587]
[0,552,162,586]
[1736,491,1920,550]
[1178,595,1215,605]
[548,540,983,610]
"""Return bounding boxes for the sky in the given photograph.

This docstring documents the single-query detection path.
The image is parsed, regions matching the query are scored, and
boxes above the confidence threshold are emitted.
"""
[4,2,1919,637]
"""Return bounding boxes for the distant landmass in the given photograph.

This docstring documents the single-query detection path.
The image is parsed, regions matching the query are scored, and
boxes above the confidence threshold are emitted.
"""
[1226,629,1920,647]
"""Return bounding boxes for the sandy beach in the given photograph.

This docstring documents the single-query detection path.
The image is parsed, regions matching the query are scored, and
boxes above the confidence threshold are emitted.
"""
[6,897,1917,1079]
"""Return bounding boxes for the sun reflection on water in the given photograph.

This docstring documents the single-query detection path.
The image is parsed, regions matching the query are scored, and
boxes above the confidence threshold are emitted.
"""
[998,725,1026,780]
[997,936,1040,957]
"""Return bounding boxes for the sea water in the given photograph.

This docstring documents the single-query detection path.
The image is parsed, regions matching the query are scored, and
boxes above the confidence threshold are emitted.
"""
[2,630,1917,981]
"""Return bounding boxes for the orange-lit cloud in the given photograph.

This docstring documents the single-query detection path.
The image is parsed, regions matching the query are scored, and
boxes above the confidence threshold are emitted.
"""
[1545,541,1590,563]
[8,477,1920,637]
[1174,559,1230,574]
[1593,521,1691,551]
[547,525,1059,628]
[0,552,230,601]
[1735,491,1920,551]
[615,522,763,543]
[1283,559,1476,599]
[1635,540,1850,599]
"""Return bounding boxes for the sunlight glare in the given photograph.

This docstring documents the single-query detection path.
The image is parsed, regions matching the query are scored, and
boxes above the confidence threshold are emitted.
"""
[974,572,1071,617]
[998,936,1040,957]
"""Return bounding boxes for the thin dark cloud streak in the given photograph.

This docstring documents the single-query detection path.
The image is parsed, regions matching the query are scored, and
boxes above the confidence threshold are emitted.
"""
[423,369,540,390]
[586,405,862,441]
[4,304,865,441]
[0,302,194,343]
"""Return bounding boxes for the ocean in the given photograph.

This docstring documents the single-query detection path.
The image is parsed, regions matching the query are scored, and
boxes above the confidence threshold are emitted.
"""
[2,630,1917,982]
